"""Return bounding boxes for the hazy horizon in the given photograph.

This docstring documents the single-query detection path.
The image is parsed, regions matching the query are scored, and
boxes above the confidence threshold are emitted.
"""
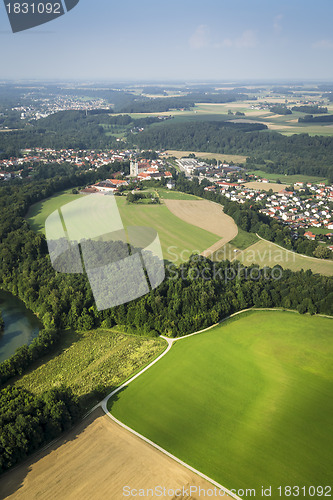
[1,0,333,81]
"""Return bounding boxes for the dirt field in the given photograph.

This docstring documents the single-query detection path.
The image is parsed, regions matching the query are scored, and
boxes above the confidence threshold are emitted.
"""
[164,149,248,164]
[244,181,289,192]
[164,199,238,257]
[0,409,233,500]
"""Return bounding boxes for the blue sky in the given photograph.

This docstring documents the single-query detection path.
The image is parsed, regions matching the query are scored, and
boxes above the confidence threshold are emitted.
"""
[0,0,333,81]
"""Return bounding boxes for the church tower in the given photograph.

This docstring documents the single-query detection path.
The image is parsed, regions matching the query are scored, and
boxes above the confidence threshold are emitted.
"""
[130,160,138,177]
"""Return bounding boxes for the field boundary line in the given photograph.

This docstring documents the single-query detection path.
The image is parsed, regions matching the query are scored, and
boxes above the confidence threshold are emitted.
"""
[102,406,242,500]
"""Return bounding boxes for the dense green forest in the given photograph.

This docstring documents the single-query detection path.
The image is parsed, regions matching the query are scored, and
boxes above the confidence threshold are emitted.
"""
[130,120,333,180]
[0,112,163,156]
[0,386,80,473]
[269,105,292,115]
[292,105,328,114]
[298,114,333,123]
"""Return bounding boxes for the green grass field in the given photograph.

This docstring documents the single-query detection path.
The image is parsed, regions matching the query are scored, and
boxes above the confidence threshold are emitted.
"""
[116,197,219,262]
[109,311,333,498]
[155,187,201,200]
[26,191,220,263]
[235,239,333,276]
[229,228,259,250]
[26,189,81,233]
[308,227,332,236]
[248,170,328,185]
[14,328,165,410]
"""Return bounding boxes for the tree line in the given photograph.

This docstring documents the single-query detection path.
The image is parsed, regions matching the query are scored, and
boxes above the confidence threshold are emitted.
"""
[129,120,333,180]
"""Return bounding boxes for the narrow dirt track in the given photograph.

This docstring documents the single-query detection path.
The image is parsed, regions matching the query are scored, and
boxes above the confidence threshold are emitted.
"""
[164,199,238,256]
[0,409,233,500]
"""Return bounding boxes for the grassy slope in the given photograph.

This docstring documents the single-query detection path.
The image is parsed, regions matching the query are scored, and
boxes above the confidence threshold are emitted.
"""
[155,188,201,200]
[26,192,220,263]
[116,197,219,261]
[14,328,166,411]
[229,227,259,250]
[109,311,333,497]
[248,170,328,185]
[235,239,333,276]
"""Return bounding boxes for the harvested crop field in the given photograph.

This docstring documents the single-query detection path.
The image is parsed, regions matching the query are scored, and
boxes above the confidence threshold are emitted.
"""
[164,149,248,164]
[0,408,232,500]
[164,199,238,257]
[243,181,287,193]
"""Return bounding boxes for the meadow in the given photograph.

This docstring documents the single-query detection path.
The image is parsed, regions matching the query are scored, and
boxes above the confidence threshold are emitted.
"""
[109,311,333,498]
[155,187,201,200]
[14,328,165,410]
[234,239,333,276]
[26,189,81,233]
[248,170,328,185]
[228,227,259,250]
[26,191,220,263]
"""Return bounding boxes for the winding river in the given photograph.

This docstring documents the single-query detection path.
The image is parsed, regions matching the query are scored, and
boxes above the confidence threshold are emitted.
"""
[0,291,41,363]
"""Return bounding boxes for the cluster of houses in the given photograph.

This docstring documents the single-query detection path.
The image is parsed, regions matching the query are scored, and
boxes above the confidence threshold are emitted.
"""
[80,158,173,195]
[0,148,137,178]
[13,95,111,121]
[202,174,333,235]
[260,186,333,232]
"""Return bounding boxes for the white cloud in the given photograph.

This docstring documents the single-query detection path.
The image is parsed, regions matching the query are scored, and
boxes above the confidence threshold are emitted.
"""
[312,39,333,50]
[189,25,210,49]
[189,27,257,51]
[273,14,283,34]
[220,30,258,49]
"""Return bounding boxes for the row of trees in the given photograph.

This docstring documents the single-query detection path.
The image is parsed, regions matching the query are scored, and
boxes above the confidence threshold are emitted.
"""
[126,192,160,204]
[298,114,333,123]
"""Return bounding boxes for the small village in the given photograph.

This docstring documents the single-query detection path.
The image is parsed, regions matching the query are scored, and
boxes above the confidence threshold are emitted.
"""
[1,148,332,242]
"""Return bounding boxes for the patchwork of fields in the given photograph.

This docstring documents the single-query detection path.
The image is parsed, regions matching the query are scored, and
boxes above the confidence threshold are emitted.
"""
[109,311,333,497]
[0,408,230,500]
[26,190,333,275]
[26,191,234,263]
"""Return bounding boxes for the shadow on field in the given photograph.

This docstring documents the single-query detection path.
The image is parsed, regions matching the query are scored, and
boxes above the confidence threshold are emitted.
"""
[0,408,105,500]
